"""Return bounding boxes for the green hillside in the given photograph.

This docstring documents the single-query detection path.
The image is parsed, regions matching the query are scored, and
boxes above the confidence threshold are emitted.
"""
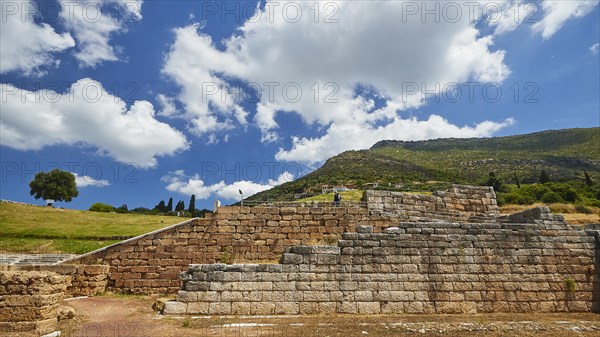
[248,128,600,202]
[0,202,184,254]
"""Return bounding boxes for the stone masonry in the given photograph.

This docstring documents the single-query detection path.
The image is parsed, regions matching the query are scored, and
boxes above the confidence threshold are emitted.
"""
[0,270,68,337]
[365,185,499,221]
[165,223,600,315]
[67,186,503,294]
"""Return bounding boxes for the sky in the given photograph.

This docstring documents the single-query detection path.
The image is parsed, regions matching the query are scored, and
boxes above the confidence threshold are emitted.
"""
[1,0,599,211]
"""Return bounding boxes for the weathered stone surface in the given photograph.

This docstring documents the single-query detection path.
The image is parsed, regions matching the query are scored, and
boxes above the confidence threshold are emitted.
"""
[164,219,597,315]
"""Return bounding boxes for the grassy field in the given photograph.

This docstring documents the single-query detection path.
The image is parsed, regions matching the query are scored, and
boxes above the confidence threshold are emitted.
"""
[0,202,184,254]
[296,190,365,203]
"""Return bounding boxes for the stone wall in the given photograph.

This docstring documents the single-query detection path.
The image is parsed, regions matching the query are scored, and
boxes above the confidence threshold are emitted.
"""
[18,264,109,296]
[0,270,68,336]
[68,207,377,294]
[365,185,499,220]
[62,186,551,295]
[165,223,599,315]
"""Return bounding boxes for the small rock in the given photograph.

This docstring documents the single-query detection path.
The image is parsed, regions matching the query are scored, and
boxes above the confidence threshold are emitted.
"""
[57,305,75,321]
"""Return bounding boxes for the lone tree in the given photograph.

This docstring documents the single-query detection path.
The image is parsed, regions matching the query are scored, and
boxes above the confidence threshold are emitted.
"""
[188,194,196,215]
[540,170,551,184]
[29,169,79,205]
[485,172,503,192]
[584,171,594,187]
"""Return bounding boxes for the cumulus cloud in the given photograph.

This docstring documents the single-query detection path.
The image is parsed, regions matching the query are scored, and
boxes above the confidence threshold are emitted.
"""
[533,0,599,39]
[0,0,75,76]
[74,173,109,187]
[590,43,600,55]
[490,0,537,35]
[161,170,294,200]
[59,0,144,67]
[162,1,513,161]
[0,78,189,168]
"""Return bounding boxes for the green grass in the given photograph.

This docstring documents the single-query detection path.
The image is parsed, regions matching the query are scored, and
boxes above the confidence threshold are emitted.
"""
[297,190,365,202]
[0,202,185,254]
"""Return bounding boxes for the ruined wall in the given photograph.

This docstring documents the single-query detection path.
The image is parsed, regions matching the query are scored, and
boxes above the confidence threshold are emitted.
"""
[365,185,499,220]
[0,270,68,337]
[18,265,109,296]
[62,186,550,295]
[165,223,599,315]
[1,264,109,297]
[69,207,373,294]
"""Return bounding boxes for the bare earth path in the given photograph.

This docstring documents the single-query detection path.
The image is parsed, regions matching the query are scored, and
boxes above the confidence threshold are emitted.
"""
[59,296,600,337]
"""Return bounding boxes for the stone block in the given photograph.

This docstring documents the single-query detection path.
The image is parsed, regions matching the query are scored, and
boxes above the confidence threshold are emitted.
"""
[357,302,380,314]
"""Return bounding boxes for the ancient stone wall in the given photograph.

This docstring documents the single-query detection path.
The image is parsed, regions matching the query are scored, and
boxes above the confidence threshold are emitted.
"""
[69,207,373,294]
[62,186,553,295]
[0,270,68,337]
[365,185,499,220]
[18,265,109,296]
[165,223,599,315]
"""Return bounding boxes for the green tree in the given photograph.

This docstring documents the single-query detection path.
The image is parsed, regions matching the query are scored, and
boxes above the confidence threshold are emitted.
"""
[89,202,116,212]
[29,169,79,205]
[540,170,551,184]
[584,171,593,187]
[513,172,521,188]
[175,200,185,212]
[116,204,128,213]
[167,198,173,212]
[188,194,196,215]
[485,172,503,192]
[154,200,166,212]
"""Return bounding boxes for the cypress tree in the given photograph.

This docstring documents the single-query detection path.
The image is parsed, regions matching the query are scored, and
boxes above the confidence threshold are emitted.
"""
[155,200,166,212]
[188,194,196,215]
[584,171,594,186]
[167,198,173,212]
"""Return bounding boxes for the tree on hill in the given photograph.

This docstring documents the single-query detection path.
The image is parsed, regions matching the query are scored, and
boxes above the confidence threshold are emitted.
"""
[29,169,79,206]
[175,200,185,212]
[154,200,166,213]
[188,194,196,215]
[167,198,173,212]
[584,171,594,186]
[540,170,551,184]
[485,172,503,192]
[513,172,521,188]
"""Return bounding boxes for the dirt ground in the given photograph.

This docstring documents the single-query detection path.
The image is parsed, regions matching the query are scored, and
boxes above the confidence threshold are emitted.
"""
[58,295,600,337]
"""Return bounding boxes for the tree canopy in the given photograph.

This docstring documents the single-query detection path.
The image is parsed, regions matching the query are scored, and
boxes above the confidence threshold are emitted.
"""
[29,169,79,204]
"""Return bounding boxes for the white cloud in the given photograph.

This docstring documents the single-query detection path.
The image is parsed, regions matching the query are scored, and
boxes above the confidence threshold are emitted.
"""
[74,173,109,187]
[162,1,513,160]
[156,94,178,117]
[491,0,537,35]
[59,0,144,67]
[0,0,75,76]
[0,78,189,168]
[276,116,516,165]
[533,0,599,39]
[590,43,600,55]
[161,170,294,200]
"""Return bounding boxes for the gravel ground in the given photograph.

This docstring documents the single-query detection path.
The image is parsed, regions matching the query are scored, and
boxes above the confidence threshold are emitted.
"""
[58,295,600,337]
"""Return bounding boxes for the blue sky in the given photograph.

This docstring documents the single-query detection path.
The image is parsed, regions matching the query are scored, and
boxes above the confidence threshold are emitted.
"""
[1,0,599,211]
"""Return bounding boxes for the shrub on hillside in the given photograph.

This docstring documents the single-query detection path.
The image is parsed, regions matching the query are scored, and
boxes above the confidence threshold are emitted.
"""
[89,202,116,213]
[540,191,564,204]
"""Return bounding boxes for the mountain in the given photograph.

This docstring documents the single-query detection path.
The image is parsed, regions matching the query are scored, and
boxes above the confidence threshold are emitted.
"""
[248,128,600,202]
